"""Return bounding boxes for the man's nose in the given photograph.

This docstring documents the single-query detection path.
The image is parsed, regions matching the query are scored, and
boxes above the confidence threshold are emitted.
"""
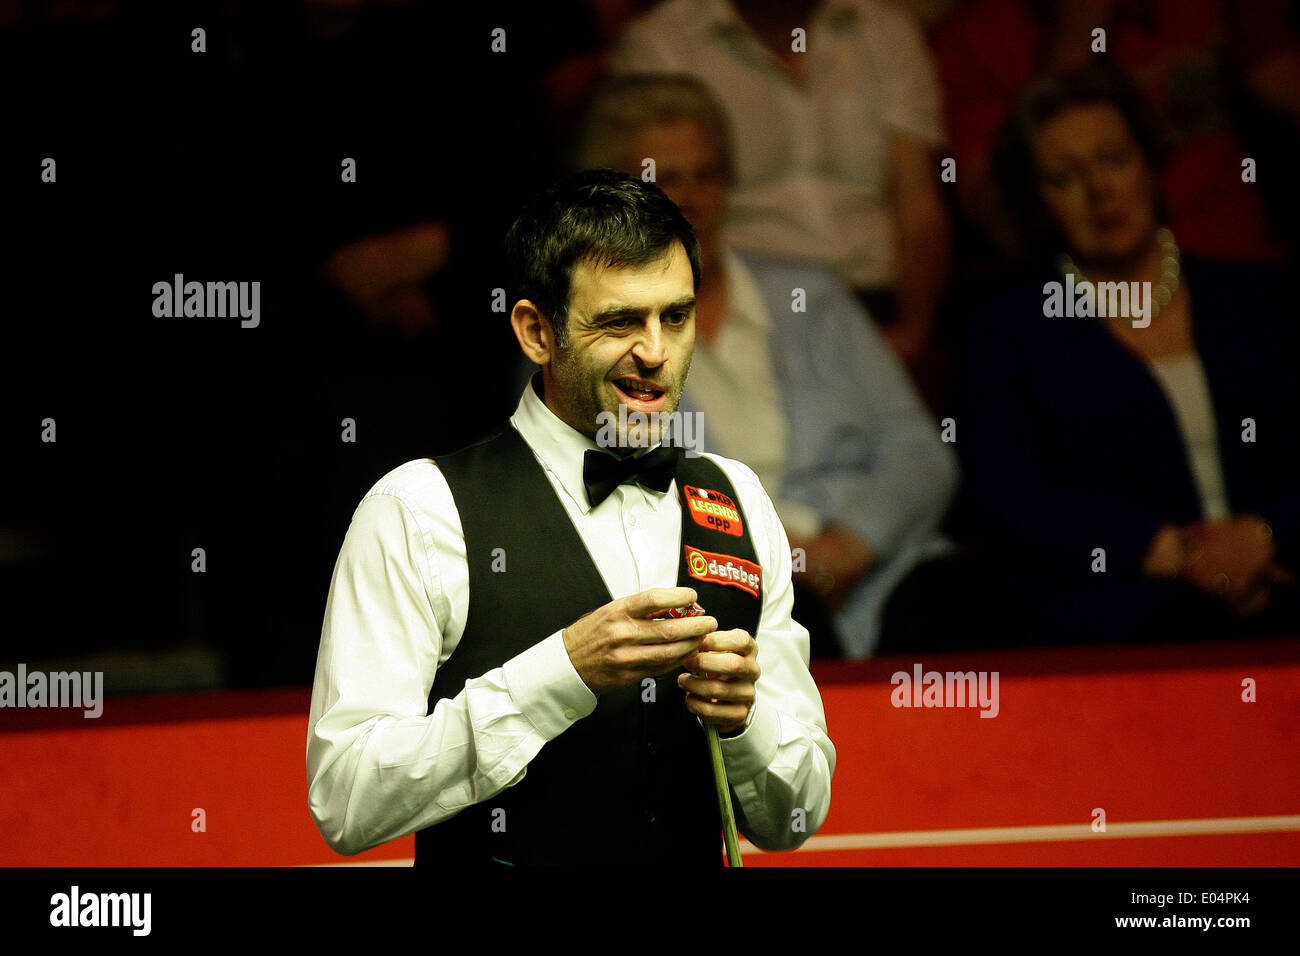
[633,318,669,367]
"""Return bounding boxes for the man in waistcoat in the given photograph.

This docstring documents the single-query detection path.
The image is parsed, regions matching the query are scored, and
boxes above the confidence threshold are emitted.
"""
[307,169,835,865]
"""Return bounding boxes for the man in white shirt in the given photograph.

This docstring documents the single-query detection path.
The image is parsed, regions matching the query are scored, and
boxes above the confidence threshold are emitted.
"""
[609,0,952,362]
[307,169,834,865]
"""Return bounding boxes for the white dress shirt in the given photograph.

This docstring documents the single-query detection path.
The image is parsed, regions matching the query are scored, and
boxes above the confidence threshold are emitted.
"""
[307,380,835,857]
[684,247,824,540]
[610,0,946,290]
[1146,351,1231,520]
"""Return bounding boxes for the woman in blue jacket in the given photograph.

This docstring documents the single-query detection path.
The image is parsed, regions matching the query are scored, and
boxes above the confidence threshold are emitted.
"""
[959,62,1298,645]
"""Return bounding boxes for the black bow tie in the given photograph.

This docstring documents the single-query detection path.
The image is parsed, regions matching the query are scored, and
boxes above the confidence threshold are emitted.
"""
[583,445,679,508]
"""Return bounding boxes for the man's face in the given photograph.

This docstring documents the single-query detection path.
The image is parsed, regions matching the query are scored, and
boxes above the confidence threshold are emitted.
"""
[543,240,696,449]
[626,120,728,258]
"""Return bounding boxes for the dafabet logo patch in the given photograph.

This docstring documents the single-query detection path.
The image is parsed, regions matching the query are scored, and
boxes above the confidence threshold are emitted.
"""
[684,546,761,598]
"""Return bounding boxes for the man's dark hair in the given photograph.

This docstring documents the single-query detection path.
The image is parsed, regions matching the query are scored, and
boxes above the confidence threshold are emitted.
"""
[504,169,703,347]
[992,60,1170,264]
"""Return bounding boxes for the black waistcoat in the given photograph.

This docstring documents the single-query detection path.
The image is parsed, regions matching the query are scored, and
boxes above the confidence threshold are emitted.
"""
[413,425,762,867]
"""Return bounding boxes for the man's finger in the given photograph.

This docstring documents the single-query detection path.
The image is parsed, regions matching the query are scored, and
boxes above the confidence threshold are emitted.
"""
[691,651,758,679]
[645,638,711,669]
[625,587,699,619]
[683,641,755,677]
[636,614,718,645]
[678,673,755,703]
[696,629,754,653]
[683,694,749,728]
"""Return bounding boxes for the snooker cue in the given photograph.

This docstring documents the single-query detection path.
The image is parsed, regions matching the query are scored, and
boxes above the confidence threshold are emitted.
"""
[706,723,744,867]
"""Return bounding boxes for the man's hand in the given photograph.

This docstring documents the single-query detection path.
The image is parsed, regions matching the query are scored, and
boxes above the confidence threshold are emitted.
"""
[791,524,874,611]
[563,587,718,696]
[677,629,760,736]
[1181,516,1285,617]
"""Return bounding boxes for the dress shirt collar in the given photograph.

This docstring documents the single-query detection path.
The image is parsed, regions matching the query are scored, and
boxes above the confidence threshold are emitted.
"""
[510,373,672,515]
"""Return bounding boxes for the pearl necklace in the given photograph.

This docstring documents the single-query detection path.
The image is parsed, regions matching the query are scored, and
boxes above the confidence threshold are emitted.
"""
[1058,227,1181,322]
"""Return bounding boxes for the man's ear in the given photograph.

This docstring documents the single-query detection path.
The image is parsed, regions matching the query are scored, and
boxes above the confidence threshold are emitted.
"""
[510,300,553,366]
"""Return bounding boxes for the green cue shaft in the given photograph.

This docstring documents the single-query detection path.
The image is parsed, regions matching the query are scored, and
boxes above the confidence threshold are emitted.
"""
[706,723,743,867]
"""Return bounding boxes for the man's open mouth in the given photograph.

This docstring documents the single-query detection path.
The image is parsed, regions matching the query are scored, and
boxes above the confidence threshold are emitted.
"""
[612,378,666,404]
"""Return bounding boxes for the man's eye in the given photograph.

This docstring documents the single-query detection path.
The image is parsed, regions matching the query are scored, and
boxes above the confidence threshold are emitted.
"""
[606,318,632,330]
[665,311,689,325]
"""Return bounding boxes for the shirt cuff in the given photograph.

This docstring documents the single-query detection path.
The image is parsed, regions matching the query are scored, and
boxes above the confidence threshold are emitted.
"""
[502,629,598,740]
[717,701,779,781]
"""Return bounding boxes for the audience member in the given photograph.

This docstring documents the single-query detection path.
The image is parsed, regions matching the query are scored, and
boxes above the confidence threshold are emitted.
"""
[932,0,1293,270]
[574,74,998,657]
[959,63,1299,646]
[608,0,952,366]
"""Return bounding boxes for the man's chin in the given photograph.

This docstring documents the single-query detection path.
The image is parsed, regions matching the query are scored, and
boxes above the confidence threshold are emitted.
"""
[607,418,666,451]
[623,423,668,450]
[593,398,680,451]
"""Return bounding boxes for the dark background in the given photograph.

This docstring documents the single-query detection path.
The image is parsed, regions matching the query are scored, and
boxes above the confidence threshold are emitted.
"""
[0,1,604,689]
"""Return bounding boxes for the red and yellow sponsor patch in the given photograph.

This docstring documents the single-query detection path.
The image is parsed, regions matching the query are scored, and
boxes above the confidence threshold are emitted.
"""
[683,485,743,537]
[684,546,761,599]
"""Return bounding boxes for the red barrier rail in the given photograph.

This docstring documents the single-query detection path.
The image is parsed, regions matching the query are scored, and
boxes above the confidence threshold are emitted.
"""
[2,640,1297,866]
